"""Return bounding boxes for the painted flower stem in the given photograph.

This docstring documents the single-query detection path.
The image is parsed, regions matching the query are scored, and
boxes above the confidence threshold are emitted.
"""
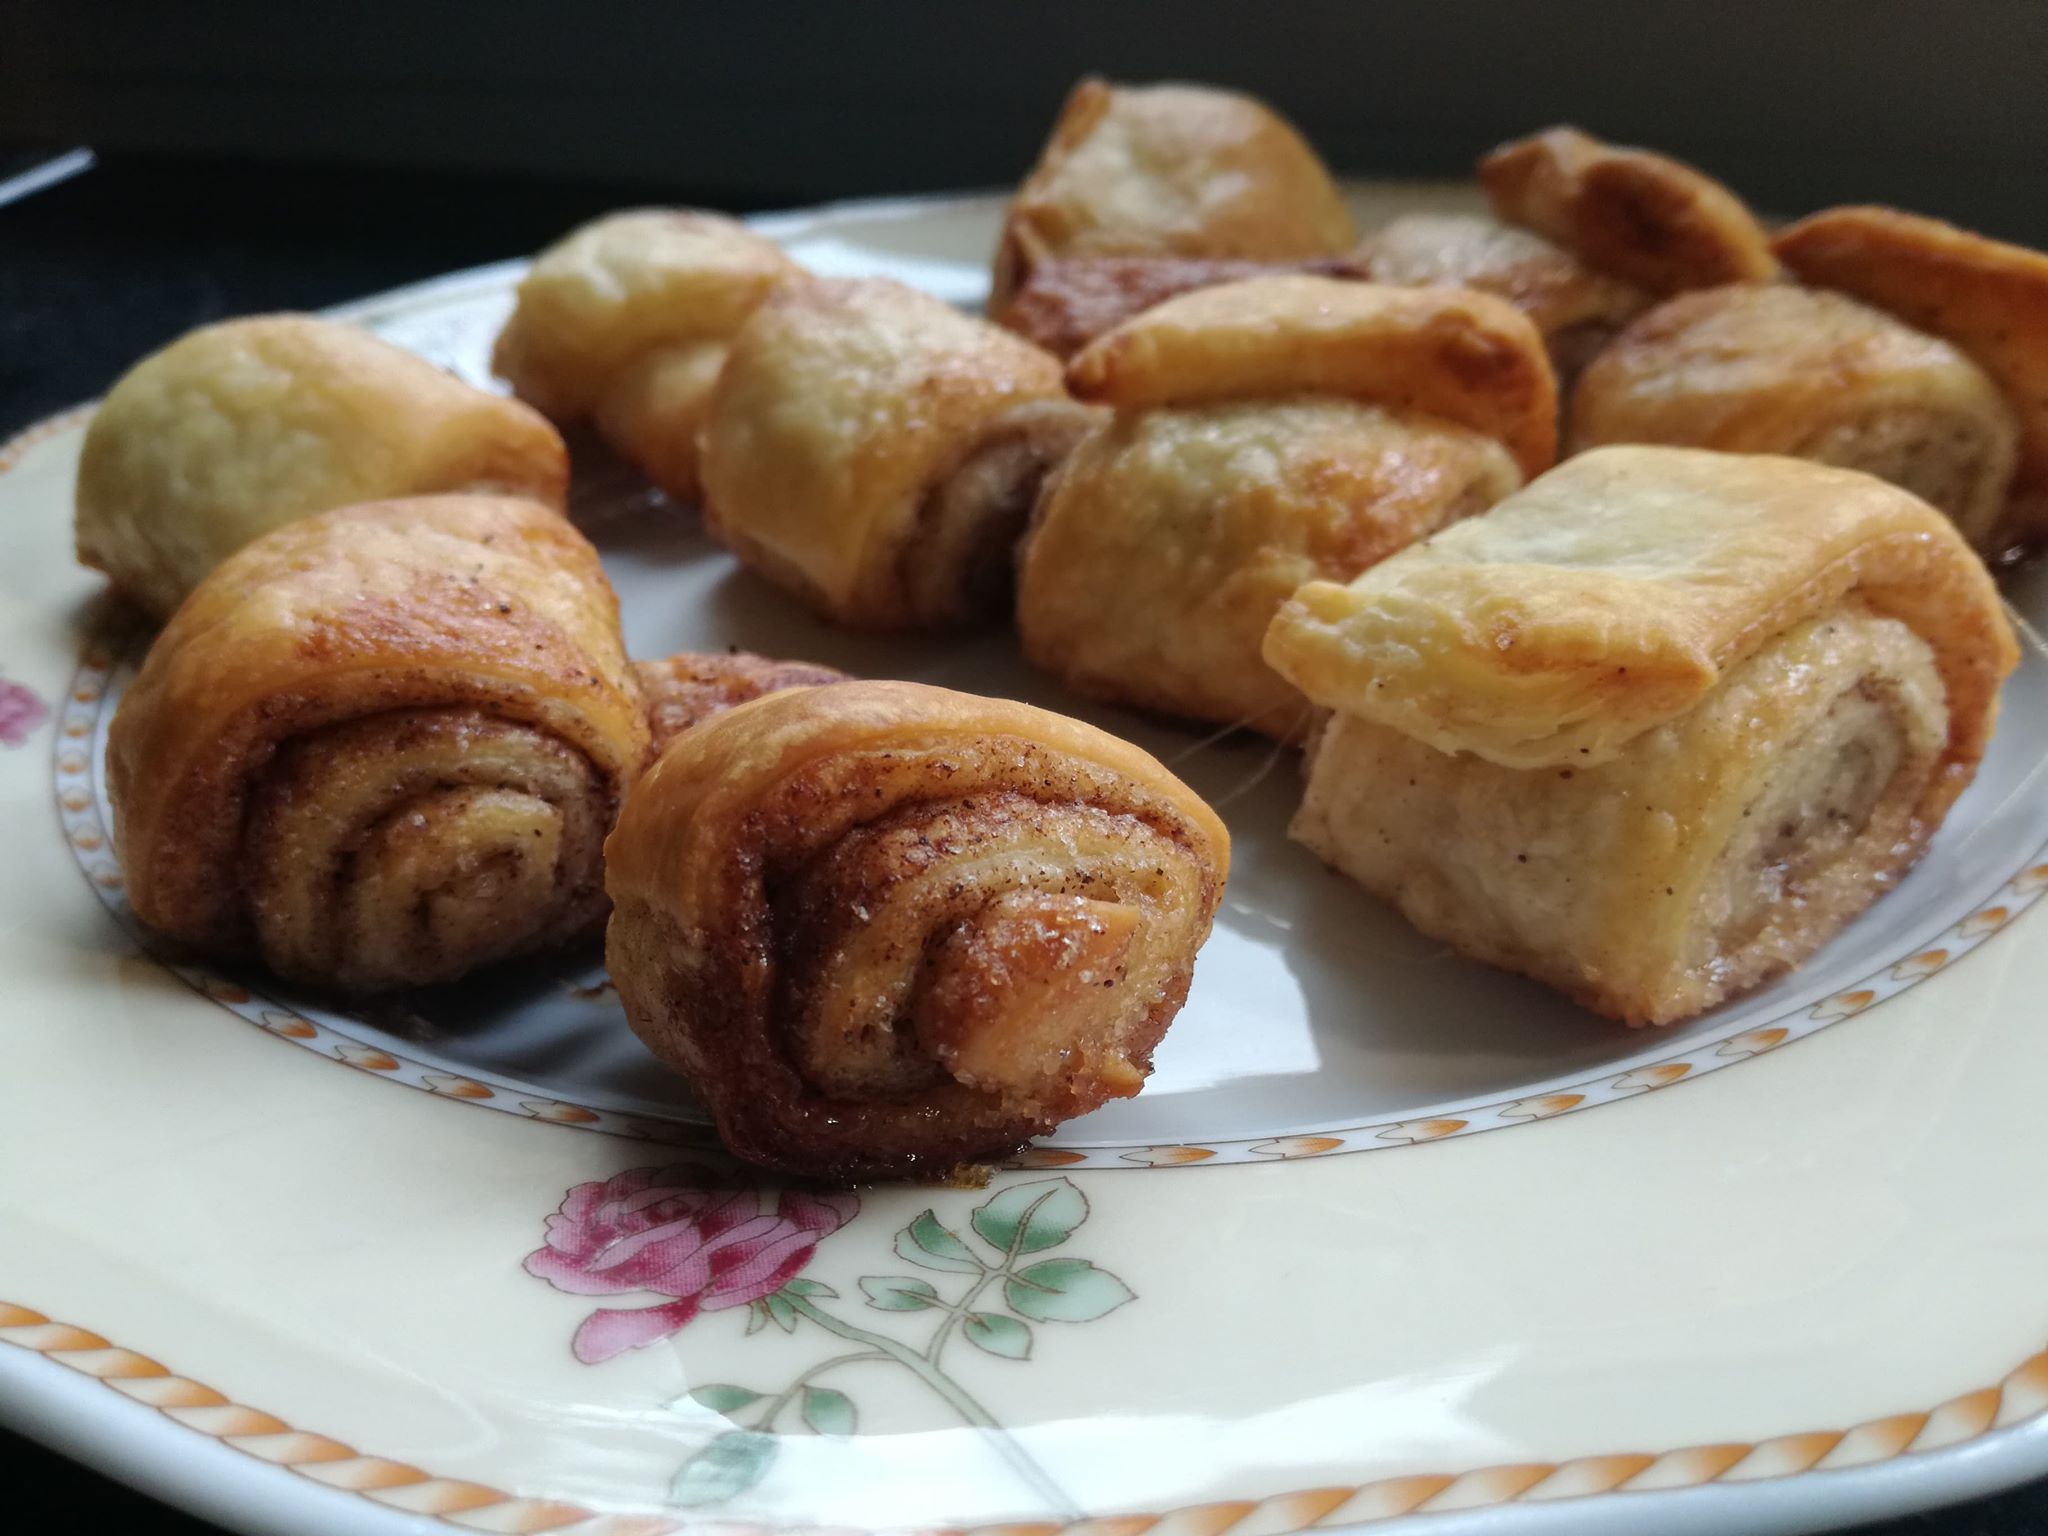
[750,1349,887,1432]
[782,1293,1078,1517]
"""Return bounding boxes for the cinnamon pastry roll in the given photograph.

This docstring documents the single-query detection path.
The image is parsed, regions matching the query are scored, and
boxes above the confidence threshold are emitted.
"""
[604,680,1230,1178]
[1775,206,2048,555]
[75,315,567,619]
[637,650,849,752]
[1570,284,2021,551]
[992,253,1369,360]
[700,278,1098,628]
[1017,277,1545,739]
[107,496,649,993]
[1479,126,1779,294]
[1362,212,1652,381]
[492,210,802,504]
[1264,446,2017,1026]
[992,78,1357,310]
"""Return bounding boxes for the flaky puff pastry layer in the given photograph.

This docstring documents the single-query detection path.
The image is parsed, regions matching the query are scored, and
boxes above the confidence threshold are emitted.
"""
[1570,285,2020,550]
[76,315,568,619]
[1019,400,1519,740]
[700,278,1098,627]
[492,211,802,503]
[1065,276,1557,478]
[604,680,1229,1178]
[1266,446,2015,791]
[1362,212,1652,382]
[1776,206,2048,554]
[1294,604,1948,1024]
[108,496,648,992]
[1480,126,1778,294]
[991,78,1357,310]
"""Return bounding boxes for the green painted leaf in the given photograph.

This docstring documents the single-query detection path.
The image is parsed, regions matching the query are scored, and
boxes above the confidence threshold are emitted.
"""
[1004,1259,1135,1322]
[763,1292,799,1333]
[894,1210,983,1274]
[970,1178,1088,1257]
[679,1383,763,1415]
[743,1300,769,1336]
[859,1275,940,1311]
[801,1385,857,1435]
[963,1311,1032,1360]
[669,1430,777,1506]
[781,1277,838,1298]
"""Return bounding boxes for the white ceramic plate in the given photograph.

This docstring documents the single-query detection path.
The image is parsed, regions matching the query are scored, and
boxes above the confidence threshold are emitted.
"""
[5,185,2048,1536]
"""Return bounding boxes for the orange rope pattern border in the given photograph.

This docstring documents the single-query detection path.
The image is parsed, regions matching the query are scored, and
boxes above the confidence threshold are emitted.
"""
[7,1299,2048,1534]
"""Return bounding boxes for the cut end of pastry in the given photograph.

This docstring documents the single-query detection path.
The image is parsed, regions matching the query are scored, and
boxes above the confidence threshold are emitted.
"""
[635,650,850,755]
[1480,125,1778,294]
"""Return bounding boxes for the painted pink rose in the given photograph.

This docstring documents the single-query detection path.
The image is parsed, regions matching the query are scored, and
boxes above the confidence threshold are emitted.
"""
[525,1163,857,1363]
[0,679,45,748]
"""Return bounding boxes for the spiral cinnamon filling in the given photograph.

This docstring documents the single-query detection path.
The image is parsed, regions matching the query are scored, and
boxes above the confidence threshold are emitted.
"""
[242,709,612,990]
[770,789,1199,1117]
[1787,406,2018,551]
[902,400,1099,624]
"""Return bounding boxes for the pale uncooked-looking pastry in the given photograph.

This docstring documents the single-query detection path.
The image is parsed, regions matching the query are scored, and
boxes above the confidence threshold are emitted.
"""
[1776,205,2048,555]
[1017,277,1544,739]
[76,315,568,619]
[1571,284,2020,550]
[1479,126,1779,294]
[699,277,1098,627]
[605,679,1230,1178]
[492,210,802,503]
[1362,212,1652,381]
[992,78,1357,310]
[1264,446,2016,1025]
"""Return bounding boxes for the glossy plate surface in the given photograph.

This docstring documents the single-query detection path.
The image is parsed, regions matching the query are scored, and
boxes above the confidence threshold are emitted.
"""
[4,185,2048,1536]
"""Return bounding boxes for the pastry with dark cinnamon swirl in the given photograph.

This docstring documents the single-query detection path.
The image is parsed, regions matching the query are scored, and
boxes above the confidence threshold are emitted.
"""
[700,278,1099,628]
[107,495,649,993]
[604,680,1230,1178]
[636,651,849,752]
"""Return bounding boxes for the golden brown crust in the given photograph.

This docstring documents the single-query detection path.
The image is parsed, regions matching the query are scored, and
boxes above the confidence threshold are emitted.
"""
[107,495,649,991]
[491,211,802,502]
[1480,126,1778,294]
[700,278,1098,627]
[1265,445,2016,809]
[992,78,1357,310]
[74,315,568,619]
[1017,399,1519,740]
[634,651,849,752]
[1569,284,2019,548]
[603,680,1229,1178]
[1294,603,1949,1025]
[992,253,1369,359]
[1361,212,1653,380]
[1774,205,2048,551]
[1065,276,1558,478]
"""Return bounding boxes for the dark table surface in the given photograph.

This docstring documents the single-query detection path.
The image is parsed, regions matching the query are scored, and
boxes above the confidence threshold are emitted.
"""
[4,150,2046,1536]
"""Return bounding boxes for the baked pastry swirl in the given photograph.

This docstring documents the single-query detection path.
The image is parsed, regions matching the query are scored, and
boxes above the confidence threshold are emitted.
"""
[1264,446,2017,1025]
[992,78,1357,310]
[107,496,649,993]
[700,278,1098,627]
[76,315,568,618]
[1570,284,2021,550]
[604,680,1230,1178]
[492,210,802,503]
[636,650,849,752]
[1017,276,1546,739]
[1776,206,2048,555]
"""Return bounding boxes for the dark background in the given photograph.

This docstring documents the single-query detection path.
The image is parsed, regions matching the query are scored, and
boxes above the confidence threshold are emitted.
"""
[5,3,2047,1531]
